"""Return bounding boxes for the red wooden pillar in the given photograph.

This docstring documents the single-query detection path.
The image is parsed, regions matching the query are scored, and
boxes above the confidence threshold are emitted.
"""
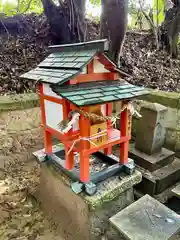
[120,102,129,165]
[104,103,112,155]
[79,113,90,183]
[63,99,74,170]
[39,83,52,154]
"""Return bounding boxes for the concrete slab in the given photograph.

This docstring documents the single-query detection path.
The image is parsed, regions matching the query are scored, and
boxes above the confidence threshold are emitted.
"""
[172,184,180,199]
[129,143,175,171]
[136,158,180,195]
[110,194,180,240]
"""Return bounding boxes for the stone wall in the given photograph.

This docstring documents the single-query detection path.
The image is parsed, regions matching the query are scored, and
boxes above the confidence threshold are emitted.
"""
[114,90,180,155]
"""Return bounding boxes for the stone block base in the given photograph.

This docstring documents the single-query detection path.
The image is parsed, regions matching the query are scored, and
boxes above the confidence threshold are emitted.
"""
[35,163,142,240]
[136,158,180,195]
[129,143,175,172]
[135,182,180,204]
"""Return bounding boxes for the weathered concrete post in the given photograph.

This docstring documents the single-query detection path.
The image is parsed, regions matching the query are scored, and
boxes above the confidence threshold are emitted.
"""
[135,103,168,155]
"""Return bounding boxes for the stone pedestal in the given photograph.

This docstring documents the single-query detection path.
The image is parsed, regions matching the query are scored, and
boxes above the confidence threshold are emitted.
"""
[35,163,142,240]
[135,103,168,155]
[129,143,175,172]
[129,103,180,200]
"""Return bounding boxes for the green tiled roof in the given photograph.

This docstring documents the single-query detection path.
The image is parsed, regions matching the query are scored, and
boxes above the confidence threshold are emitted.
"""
[38,50,96,69]
[20,50,96,84]
[20,68,79,84]
[20,39,111,85]
[52,80,149,106]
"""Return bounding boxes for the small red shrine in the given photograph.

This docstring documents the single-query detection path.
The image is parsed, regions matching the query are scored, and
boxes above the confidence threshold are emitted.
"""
[21,40,148,194]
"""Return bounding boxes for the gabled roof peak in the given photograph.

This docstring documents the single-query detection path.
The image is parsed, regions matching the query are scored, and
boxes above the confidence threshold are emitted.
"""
[20,39,114,85]
[48,39,109,53]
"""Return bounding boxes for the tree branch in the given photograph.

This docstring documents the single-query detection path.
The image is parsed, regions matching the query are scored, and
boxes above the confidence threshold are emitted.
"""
[0,20,10,41]
[22,0,33,13]
[139,0,159,49]
[16,0,20,13]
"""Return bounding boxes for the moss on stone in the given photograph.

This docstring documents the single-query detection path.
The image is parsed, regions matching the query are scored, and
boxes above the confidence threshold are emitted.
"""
[139,90,180,109]
[0,93,39,112]
[82,171,142,210]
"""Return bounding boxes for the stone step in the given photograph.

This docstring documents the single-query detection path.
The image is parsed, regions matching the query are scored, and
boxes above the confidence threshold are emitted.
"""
[135,158,180,195]
[129,143,175,172]
[172,183,180,199]
[110,194,180,240]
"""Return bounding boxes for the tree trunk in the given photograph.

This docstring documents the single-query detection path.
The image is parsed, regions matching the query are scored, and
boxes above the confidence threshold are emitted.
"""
[160,5,180,58]
[171,0,180,7]
[100,0,128,66]
[41,0,86,44]
[72,0,86,41]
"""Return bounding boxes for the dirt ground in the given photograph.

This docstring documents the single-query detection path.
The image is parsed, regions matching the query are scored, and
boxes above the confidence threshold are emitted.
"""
[0,107,63,240]
[0,107,124,240]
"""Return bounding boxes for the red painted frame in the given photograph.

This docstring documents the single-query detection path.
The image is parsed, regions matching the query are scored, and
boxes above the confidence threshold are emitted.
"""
[39,56,131,183]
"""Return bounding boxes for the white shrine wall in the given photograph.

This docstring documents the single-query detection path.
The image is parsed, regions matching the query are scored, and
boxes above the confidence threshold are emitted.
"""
[42,83,63,132]
[44,100,63,132]
[43,83,62,99]
[93,57,110,73]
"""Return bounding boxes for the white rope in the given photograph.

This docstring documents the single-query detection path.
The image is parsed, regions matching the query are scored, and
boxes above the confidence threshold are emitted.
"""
[62,112,80,133]
[59,102,142,134]
[127,102,142,118]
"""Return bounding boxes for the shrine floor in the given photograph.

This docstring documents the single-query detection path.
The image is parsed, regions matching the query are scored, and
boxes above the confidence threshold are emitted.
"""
[0,107,180,240]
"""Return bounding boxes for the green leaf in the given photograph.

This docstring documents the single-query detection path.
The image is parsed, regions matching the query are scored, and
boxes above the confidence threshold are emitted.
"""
[153,0,165,26]
[90,0,101,7]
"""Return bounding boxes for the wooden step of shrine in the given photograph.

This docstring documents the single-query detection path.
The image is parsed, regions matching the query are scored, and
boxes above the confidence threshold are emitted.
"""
[109,194,180,240]
[135,158,180,195]
[129,143,175,172]
[172,183,180,199]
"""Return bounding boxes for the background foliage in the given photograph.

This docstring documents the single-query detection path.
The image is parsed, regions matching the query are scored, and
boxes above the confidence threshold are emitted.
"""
[0,0,166,30]
[0,0,42,16]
